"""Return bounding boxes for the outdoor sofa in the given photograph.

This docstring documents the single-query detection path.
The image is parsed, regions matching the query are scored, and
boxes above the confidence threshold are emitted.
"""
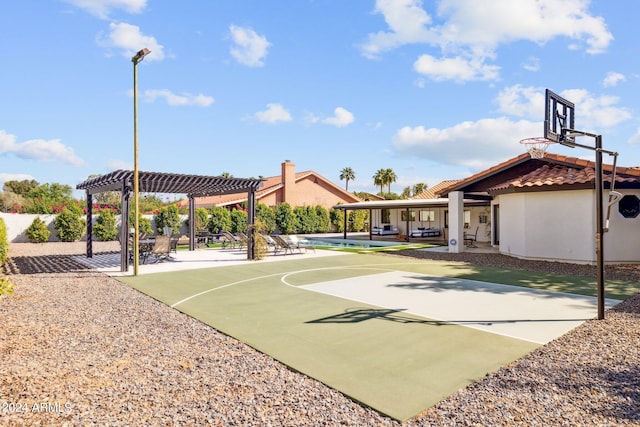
[372,225,399,235]
[409,227,442,238]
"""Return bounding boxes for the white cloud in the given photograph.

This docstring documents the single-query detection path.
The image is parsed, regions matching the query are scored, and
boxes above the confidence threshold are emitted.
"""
[522,56,540,72]
[392,117,539,170]
[0,130,84,167]
[603,71,626,88]
[98,22,164,61]
[560,88,632,129]
[360,0,435,59]
[495,85,631,129]
[141,89,214,107]
[413,54,499,82]
[495,84,546,119]
[254,103,292,124]
[229,25,271,67]
[321,107,355,127]
[63,0,146,19]
[362,0,613,82]
[628,129,640,147]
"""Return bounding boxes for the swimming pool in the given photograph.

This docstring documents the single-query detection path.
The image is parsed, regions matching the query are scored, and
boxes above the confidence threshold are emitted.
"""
[299,237,407,249]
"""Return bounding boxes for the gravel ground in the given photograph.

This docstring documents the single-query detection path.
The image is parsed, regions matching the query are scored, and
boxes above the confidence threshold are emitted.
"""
[1,242,639,426]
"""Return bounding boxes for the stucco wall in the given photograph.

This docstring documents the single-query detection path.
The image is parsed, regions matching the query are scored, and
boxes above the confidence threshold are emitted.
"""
[497,190,596,263]
[1,213,189,243]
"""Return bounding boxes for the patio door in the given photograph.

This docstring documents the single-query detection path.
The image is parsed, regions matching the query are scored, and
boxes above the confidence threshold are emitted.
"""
[492,204,500,245]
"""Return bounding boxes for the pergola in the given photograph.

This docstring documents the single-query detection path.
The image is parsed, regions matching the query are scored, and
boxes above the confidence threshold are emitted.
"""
[77,170,263,272]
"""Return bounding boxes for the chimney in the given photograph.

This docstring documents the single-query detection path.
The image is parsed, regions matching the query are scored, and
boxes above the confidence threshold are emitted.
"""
[282,160,295,203]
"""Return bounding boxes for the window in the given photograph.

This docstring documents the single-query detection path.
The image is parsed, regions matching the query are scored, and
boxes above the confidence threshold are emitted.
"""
[401,210,416,221]
[479,214,488,224]
[619,195,640,218]
[464,210,471,229]
[419,210,435,222]
[381,208,391,224]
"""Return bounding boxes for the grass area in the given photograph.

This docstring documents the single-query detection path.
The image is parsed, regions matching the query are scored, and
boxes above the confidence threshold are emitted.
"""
[117,252,639,420]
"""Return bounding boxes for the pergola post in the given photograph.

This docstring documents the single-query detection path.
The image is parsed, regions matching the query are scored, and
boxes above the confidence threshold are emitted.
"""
[247,188,256,260]
[188,195,196,251]
[85,192,93,258]
[343,209,348,239]
[121,185,131,272]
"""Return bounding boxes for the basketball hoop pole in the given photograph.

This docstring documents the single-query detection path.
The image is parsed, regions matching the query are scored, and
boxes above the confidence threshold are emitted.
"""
[560,129,618,320]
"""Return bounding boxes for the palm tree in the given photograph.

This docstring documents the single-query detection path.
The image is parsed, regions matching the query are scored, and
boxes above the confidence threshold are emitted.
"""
[372,169,385,195]
[339,167,356,191]
[220,172,233,178]
[412,182,428,196]
[383,168,397,193]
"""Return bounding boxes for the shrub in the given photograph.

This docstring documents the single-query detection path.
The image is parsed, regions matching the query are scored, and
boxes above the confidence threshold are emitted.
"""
[128,210,154,236]
[230,209,248,233]
[275,203,298,234]
[0,218,8,264]
[294,206,317,234]
[154,204,182,235]
[330,208,345,232]
[208,206,232,233]
[26,217,51,243]
[349,209,368,232]
[256,204,276,234]
[315,206,331,233]
[93,209,118,241]
[248,219,269,260]
[0,277,13,300]
[194,208,209,232]
[54,207,86,242]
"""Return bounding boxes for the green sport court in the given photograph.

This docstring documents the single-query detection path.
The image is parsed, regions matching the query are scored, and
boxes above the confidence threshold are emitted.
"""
[115,250,633,421]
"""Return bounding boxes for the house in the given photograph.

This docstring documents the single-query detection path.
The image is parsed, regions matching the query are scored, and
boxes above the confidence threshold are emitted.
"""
[439,152,640,264]
[194,160,361,210]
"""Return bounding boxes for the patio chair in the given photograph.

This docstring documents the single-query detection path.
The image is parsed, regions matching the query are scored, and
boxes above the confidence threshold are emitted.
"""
[149,235,172,263]
[464,226,479,248]
[271,235,296,255]
[285,235,315,253]
[261,234,280,254]
[220,231,240,249]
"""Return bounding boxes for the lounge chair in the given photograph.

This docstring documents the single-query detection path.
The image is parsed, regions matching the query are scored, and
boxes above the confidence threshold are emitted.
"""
[220,231,241,249]
[271,235,297,255]
[464,226,479,248]
[284,235,315,252]
[261,234,280,254]
[149,235,172,263]
[372,225,399,235]
[409,227,442,238]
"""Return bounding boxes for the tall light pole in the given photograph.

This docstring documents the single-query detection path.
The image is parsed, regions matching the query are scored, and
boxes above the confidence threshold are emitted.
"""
[132,48,150,276]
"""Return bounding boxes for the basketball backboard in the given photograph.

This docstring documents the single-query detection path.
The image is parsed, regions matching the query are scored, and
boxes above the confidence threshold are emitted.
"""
[544,89,575,145]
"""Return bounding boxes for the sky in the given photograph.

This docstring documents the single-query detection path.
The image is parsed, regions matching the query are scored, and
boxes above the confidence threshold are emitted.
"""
[1,0,640,198]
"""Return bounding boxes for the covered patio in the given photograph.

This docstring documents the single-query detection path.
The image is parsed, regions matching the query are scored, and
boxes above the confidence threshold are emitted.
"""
[76,170,263,272]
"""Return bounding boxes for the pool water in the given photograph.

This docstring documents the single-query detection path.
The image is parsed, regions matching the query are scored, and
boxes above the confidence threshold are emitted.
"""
[300,238,405,249]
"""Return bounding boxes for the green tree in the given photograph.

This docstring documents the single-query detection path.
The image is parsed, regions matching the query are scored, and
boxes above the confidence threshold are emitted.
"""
[256,203,276,234]
[208,206,232,233]
[230,209,248,233]
[93,209,119,241]
[3,179,39,197]
[349,209,368,232]
[412,182,428,196]
[274,203,298,234]
[339,167,355,191]
[315,205,331,232]
[54,207,86,242]
[294,206,317,234]
[154,204,182,234]
[401,186,412,199]
[383,168,397,193]
[330,208,344,232]
[26,217,51,243]
[193,207,209,232]
[373,169,385,195]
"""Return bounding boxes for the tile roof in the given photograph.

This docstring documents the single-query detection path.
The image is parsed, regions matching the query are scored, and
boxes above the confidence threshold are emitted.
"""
[439,152,640,195]
[412,180,461,199]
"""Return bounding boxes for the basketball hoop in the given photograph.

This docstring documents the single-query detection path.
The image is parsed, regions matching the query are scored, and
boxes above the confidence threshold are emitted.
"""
[520,137,556,159]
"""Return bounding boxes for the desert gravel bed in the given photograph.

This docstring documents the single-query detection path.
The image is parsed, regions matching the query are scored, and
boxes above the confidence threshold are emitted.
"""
[1,242,639,426]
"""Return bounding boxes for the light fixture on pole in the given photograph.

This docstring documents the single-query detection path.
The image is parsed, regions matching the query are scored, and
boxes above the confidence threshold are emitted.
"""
[132,48,150,276]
